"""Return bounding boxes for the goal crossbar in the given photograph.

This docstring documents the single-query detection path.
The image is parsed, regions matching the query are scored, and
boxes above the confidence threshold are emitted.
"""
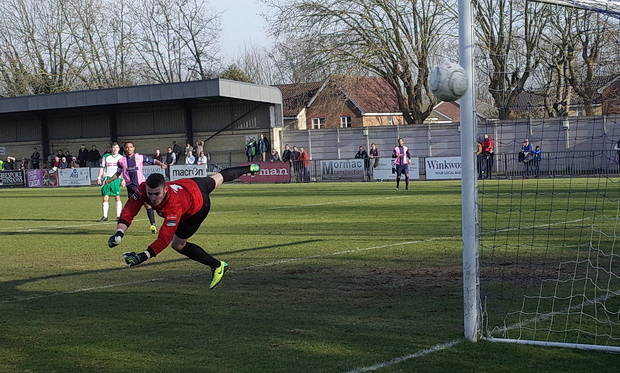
[528,0,620,17]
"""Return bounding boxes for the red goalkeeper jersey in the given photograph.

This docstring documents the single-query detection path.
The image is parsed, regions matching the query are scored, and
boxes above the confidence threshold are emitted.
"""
[119,178,204,254]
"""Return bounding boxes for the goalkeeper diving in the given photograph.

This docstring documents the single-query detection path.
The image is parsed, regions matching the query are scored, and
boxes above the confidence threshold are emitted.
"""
[107,164,260,289]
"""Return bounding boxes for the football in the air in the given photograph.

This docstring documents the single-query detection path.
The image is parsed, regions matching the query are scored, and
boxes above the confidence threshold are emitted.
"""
[429,61,468,102]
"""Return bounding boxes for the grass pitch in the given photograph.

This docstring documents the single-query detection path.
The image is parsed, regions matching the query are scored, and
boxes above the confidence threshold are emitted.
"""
[0,181,618,372]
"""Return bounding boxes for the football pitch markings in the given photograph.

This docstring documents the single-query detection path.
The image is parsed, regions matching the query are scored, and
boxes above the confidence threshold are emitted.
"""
[2,192,597,371]
[344,339,464,373]
[0,234,462,372]
[0,235,459,304]
[0,194,410,233]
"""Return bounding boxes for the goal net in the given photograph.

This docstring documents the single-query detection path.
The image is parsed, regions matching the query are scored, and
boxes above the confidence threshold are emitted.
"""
[477,115,620,352]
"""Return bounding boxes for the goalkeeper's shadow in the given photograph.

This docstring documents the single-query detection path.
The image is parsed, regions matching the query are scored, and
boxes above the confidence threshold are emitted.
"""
[0,238,324,303]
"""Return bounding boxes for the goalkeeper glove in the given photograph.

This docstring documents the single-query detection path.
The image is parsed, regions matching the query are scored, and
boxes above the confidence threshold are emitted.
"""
[108,229,125,247]
[123,252,144,267]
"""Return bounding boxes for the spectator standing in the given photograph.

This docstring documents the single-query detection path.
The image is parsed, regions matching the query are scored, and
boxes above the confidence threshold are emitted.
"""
[481,133,494,179]
[97,142,124,222]
[392,138,411,190]
[185,150,196,165]
[77,144,89,167]
[532,145,542,177]
[3,156,16,170]
[245,137,256,162]
[476,138,484,179]
[165,147,177,179]
[291,146,301,182]
[31,148,40,169]
[369,143,380,169]
[103,146,112,155]
[521,138,533,178]
[281,144,292,163]
[172,141,182,163]
[19,158,29,170]
[355,145,370,180]
[194,140,204,156]
[299,147,310,182]
[258,134,270,162]
[270,149,281,162]
[89,145,102,168]
[196,151,208,165]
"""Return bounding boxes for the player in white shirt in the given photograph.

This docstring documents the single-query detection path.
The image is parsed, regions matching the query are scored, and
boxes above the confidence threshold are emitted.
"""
[97,142,124,221]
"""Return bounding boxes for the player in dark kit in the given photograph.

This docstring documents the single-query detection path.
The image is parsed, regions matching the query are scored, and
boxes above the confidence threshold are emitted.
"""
[107,164,260,289]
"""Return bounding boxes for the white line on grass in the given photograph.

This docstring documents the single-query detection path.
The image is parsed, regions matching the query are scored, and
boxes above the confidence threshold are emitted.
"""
[343,339,464,373]
[0,235,458,304]
[0,195,409,233]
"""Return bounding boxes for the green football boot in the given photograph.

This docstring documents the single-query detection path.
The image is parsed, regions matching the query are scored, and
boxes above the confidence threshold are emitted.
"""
[210,261,229,289]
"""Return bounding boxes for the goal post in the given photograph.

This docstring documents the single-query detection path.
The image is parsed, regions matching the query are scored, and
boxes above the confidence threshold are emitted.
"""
[458,0,481,342]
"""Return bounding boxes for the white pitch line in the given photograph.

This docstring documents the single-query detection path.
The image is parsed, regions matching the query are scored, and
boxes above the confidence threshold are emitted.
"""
[0,235,458,304]
[343,339,464,373]
[0,195,409,233]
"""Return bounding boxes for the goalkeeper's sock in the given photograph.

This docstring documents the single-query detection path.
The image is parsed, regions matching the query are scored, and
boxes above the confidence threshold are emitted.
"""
[146,208,156,225]
[116,201,122,218]
[220,166,252,182]
[179,242,220,268]
[102,201,109,218]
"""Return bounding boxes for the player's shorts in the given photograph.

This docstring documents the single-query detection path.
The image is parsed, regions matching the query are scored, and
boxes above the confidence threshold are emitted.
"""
[101,177,122,196]
[174,177,215,239]
[126,184,140,200]
[395,164,409,177]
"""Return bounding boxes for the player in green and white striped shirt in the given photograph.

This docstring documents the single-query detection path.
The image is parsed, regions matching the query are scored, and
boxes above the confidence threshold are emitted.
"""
[97,142,124,221]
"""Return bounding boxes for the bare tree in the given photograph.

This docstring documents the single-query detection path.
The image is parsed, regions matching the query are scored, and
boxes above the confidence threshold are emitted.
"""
[233,43,290,85]
[0,0,81,95]
[129,0,221,83]
[566,11,616,115]
[264,0,456,124]
[474,0,550,119]
[61,0,140,88]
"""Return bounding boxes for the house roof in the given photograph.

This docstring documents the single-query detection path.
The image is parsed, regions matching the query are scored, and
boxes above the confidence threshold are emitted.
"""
[432,101,461,121]
[513,74,620,111]
[275,76,400,117]
[330,76,400,114]
[274,82,323,117]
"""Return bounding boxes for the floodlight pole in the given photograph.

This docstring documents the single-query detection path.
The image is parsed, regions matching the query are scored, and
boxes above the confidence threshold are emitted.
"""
[459,0,480,342]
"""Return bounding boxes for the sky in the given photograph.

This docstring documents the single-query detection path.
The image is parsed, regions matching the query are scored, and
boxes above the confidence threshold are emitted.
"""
[210,0,274,60]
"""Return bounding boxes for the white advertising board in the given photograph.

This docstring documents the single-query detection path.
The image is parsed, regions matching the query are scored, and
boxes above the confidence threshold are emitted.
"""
[169,164,209,181]
[58,168,91,186]
[320,159,366,180]
[425,157,462,180]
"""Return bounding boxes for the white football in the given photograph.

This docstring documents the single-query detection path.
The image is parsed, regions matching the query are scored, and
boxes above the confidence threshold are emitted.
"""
[429,61,468,102]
